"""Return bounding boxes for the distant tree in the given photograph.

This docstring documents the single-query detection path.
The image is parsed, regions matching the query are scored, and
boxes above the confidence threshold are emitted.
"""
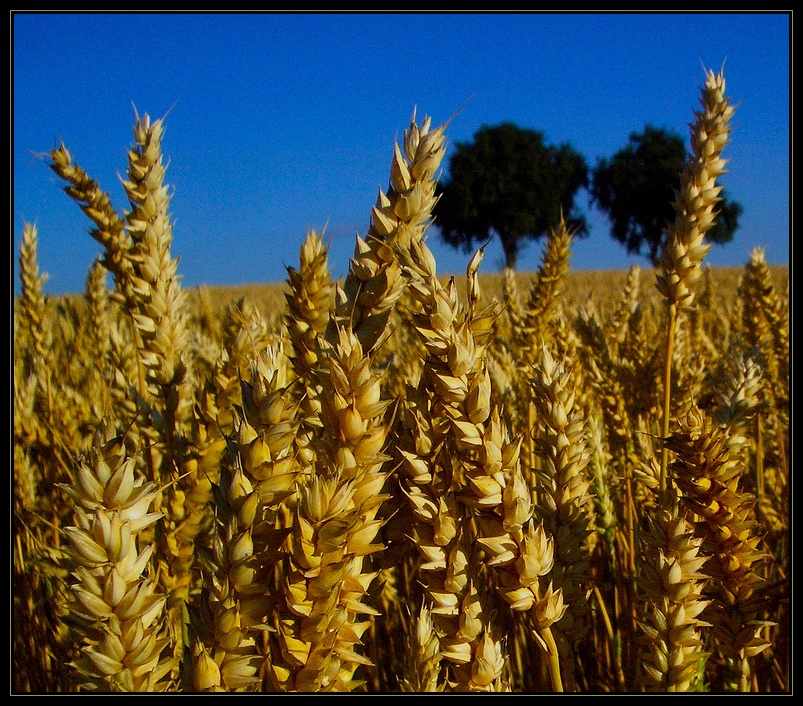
[433,123,589,270]
[590,125,743,266]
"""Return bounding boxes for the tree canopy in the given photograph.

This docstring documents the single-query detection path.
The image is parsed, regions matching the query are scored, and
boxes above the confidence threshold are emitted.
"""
[590,125,743,266]
[433,123,589,270]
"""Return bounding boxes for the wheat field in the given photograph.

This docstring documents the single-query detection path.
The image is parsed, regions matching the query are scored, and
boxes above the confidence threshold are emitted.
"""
[13,68,789,693]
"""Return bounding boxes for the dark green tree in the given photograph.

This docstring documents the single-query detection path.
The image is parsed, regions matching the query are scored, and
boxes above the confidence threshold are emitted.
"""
[590,125,743,266]
[433,123,589,270]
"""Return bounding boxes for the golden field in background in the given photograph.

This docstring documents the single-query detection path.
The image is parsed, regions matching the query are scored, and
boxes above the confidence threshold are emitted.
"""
[185,264,788,321]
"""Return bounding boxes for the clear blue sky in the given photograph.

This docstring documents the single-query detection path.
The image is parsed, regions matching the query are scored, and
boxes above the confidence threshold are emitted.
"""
[13,12,790,296]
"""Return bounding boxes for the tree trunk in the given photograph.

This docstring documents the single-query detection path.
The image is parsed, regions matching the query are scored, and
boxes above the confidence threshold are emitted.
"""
[500,233,518,270]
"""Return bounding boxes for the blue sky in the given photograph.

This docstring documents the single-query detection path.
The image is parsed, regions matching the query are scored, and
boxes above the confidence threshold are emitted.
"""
[13,12,790,296]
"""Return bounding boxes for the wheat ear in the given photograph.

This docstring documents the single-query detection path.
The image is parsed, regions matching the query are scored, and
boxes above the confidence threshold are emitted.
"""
[739,247,789,418]
[283,230,333,464]
[665,403,772,691]
[284,230,333,380]
[637,501,711,691]
[48,144,135,300]
[656,67,736,504]
[528,344,594,689]
[17,224,51,383]
[327,110,447,353]
[394,238,517,691]
[58,424,174,691]
[265,327,391,692]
